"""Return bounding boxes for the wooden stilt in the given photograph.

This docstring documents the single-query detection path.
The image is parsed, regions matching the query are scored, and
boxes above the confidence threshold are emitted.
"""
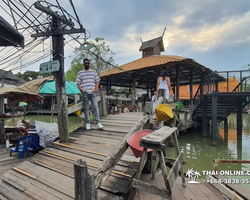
[211,95,217,146]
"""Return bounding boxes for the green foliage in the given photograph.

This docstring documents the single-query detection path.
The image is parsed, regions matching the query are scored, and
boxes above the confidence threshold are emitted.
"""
[65,37,117,81]
[15,71,52,82]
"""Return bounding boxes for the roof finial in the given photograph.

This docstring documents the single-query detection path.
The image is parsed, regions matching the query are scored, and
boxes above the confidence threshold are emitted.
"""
[162,27,166,38]
[140,37,143,43]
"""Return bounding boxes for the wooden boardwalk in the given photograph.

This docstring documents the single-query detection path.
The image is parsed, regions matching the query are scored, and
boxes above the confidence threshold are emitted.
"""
[0,145,29,175]
[0,112,235,200]
[134,174,226,200]
[0,112,144,200]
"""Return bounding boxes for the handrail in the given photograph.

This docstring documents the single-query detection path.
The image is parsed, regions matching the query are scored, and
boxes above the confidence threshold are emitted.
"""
[232,76,250,92]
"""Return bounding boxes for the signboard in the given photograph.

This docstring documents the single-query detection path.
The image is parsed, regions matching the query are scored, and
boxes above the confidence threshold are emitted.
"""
[39,60,60,74]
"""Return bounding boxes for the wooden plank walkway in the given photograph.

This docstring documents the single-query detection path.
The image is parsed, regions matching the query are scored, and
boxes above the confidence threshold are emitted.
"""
[0,145,29,175]
[0,112,144,200]
[134,174,226,200]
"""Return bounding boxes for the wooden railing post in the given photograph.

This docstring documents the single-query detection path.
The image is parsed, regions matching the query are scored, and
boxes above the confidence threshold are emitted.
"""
[0,119,5,144]
[74,159,97,200]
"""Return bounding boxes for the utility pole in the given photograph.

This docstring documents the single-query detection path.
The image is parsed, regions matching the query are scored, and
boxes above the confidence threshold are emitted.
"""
[31,1,86,142]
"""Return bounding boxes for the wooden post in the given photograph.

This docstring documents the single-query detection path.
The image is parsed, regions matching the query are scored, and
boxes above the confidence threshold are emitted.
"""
[0,119,5,144]
[51,95,54,123]
[224,118,228,141]
[74,159,96,200]
[211,95,217,146]
[106,78,109,95]
[52,17,68,143]
[94,114,149,188]
[131,78,136,110]
[203,96,208,137]
[0,78,4,116]
[176,66,180,102]
[237,96,243,140]
[189,67,193,120]
[99,91,107,117]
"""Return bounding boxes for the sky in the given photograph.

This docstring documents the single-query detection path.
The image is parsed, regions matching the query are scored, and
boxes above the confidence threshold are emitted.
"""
[1,0,250,74]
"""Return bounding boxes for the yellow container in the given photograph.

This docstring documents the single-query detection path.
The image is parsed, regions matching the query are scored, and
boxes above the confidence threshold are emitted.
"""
[156,104,173,122]
[75,110,81,116]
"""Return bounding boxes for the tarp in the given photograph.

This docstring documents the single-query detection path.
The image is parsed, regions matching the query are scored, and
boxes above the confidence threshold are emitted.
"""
[0,77,53,103]
[39,80,81,95]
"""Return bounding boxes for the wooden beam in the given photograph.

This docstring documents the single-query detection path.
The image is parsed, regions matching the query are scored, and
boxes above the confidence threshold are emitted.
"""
[132,178,171,199]
[105,96,131,101]
[74,159,96,200]
[211,95,217,145]
[167,153,183,190]
[237,96,243,139]
[52,18,68,143]
[206,175,244,200]
[189,67,193,120]
[0,119,4,144]
[94,114,149,188]
[140,126,177,145]
[176,65,180,102]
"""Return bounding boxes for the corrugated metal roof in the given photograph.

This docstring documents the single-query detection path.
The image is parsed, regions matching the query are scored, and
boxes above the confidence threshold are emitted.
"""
[101,55,190,77]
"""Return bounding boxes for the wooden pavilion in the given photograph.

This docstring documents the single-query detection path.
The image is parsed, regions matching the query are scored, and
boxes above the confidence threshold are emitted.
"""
[100,35,224,117]
[100,35,250,146]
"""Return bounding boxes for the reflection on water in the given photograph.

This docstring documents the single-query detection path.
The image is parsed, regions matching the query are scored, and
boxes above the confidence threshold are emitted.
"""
[2,114,85,134]
[166,113,250,191]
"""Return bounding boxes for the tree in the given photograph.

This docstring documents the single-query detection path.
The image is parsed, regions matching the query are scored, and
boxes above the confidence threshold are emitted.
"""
[65,37,117,81]
[15,70,52,82]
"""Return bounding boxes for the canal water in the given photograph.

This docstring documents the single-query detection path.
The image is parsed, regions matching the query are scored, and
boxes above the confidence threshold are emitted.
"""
[3,114,85,134]
[166,113,250,192]
[3,113,250,191]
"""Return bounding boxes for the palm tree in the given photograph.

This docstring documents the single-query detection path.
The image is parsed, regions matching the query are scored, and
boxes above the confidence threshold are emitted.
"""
[186,168,194,180]
[194,171,201,181]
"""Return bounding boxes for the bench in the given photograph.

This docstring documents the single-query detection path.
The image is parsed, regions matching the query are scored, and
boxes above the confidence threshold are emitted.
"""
[132,126,186,199]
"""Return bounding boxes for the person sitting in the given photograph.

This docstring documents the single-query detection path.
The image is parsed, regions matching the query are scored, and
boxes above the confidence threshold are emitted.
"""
[152,91,158,105]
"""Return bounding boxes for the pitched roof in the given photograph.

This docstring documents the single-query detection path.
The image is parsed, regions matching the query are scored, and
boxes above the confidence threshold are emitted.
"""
[101,55,188,77]
[139,37,164,51]
[0,69,25,85]
[100,55,225,88]
[0,16,24,48]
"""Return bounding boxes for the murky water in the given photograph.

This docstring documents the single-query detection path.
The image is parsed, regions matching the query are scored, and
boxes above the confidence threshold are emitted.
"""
[166,113,250,191]
[2,114,85,134]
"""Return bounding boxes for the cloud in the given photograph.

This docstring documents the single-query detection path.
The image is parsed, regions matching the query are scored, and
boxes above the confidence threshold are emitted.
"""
[1,0,250,73]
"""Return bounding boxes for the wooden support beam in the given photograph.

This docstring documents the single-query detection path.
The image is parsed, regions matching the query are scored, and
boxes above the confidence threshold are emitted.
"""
[203,96,208,137]
[167,153,184,190]
[74,159,96,200]
[132,179,171,199]
[189,67,193,120]
[0,119,5,144]
[224,118,228,140]
[237,96,243,140]
[206,175,244,200]
[94,114,149,188]
[106,77,109,95]
[52,18,68,143]
[211,95,217,145]
[176,66,180,102]
[100,91,107,117]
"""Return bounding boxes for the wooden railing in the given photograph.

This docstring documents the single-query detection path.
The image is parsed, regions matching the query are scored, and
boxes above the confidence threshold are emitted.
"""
[192,70,250,117]
[74,114,150,199]
[67,92,132,116]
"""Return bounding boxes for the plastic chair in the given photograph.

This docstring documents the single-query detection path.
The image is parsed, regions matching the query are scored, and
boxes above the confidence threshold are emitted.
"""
[10,135,33,158]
